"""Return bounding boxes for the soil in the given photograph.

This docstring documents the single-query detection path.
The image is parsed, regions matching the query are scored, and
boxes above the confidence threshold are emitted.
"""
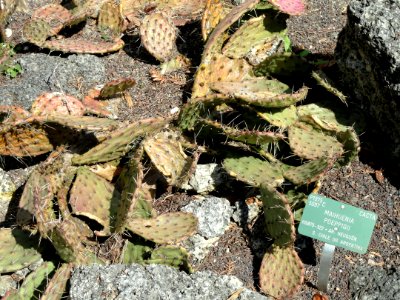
[1,1,399,300]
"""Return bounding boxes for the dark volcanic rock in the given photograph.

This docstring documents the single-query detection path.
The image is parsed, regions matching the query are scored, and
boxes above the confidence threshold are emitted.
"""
[349,265,400,300]
[335,0,400,165]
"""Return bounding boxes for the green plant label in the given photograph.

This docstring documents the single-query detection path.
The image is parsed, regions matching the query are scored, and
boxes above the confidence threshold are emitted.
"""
[299,194,377,254]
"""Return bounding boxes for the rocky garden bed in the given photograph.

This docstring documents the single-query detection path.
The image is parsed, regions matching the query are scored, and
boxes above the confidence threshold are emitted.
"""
[0,1,399,299]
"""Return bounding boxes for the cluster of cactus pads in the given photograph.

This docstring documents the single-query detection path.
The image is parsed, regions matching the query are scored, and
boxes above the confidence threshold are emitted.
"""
[0,0,362,299]
[180,0,359,298]
[0,77,199,298]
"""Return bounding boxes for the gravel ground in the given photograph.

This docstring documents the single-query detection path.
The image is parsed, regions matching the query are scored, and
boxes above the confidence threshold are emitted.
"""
[0,1,398,300]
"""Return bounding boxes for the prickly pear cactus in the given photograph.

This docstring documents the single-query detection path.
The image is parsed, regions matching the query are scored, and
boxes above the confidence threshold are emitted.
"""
[140,12,178,62]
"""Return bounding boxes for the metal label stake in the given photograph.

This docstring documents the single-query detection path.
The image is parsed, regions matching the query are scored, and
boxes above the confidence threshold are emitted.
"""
[317,243,336,292]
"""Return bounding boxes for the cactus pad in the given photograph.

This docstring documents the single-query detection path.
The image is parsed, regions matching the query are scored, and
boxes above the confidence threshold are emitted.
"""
[260,185,295,246]
[44,114,119,132]
[17,169,55,225]
[99,78,136,99]
[269,0,306,15]
[297,103,350,133]
[202,119,285,146]
[0,123,54,157]
[31,92,86,116]
[192,54,252,98]
[126,212,197,244]
[143,130,189,185]
[210,78,308,108]
[0,228,42,273]
[222,16,284,60]
[223,156,284,188]
[69,167,120,235]
[201,0,226,40]
[23,19,52,46]
[31,4,72,35]
[283,157,333,185]
[259,245,304,298]
[148,246,191,271]
[43,37,125,54]
[72,118,168,165]
[97,0,123,36]
[140,12,178,62]
[17,261,56,300]
[41,263,73,300]
[288,122,344,160]
[258,105,298,128]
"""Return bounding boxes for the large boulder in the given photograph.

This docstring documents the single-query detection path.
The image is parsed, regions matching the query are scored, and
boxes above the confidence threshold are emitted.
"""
[335,0,400,164]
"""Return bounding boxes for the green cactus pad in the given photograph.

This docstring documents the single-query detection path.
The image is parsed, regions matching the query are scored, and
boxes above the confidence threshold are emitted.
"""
[99,78,136,99]
[259,245,304,299]
[192,54,252,98]
[288,122,344,160]
[0,123,54,157]
[297,103,350,133]
[17,261,56,300]
[202,0,260,57]
[121,240,152,264]
[148,246,191,271]
[114,149,149,233]
[258,105,298,128]
[143,130,189,185]
[223,156,284,188]
[336,128,360,165]
[97,0,123,36]
[283,157,333,185]
[126,212,197,244]
[202,119,285,146]
[0,228,42,273]
[140,12,178,62]
[43,37,124,54]
[23,19,52,46]
[210,78,308,108]
[40,263,73,300]
[222,16,284,61]
[72,118,168,165]
[69,167,120,236]
[50,218,104,264]
[260,185,295,246]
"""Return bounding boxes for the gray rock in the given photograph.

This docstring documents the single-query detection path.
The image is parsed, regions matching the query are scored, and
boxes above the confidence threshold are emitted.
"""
[349,265,400,300]
[183,163,224,194]
[0,53,106,108]
[335,0,400,165]
[0,168,16,223]
[70,264,269,300]
[181,196,233,238]
[232,199,261,227]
